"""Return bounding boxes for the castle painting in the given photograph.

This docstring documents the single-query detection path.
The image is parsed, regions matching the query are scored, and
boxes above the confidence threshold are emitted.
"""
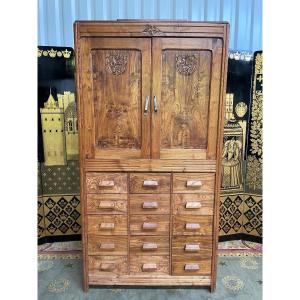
[40,90,78,166]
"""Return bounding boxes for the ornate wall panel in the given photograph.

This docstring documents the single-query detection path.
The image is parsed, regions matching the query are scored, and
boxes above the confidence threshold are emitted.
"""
[38,48,262,244]
[43,195,81,236]
[219,51,263,242]
[38,46,81,244]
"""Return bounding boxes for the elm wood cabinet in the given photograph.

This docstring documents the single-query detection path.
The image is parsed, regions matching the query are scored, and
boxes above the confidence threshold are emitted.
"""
[74,21,229,292]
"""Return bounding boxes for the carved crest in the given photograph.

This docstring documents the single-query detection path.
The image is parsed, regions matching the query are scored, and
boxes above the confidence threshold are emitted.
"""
[105,52,128,75]
[176,54,197,76]
[142,24,165,36]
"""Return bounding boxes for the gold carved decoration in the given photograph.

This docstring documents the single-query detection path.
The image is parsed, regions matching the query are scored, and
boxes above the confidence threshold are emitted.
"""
[235,102,248,118]
[142,24,165,36]
[246,52,263,191]
[175,54,197,76]
[37,48,72,58]
[105,52,128,75]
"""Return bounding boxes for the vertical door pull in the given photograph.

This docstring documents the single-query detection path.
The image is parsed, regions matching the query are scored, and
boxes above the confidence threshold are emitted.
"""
[144,96,149,114]
[153,96,158,112]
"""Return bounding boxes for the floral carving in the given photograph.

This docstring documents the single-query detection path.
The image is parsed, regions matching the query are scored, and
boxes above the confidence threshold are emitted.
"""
[105,52,128,75]
[142,24,164,36]
[176,54,197,76]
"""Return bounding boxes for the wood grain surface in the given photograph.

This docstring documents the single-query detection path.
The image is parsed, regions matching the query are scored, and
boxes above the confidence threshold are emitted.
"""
[130,173,171,193]
[173,173,215,194]
[130,255,169,275]
[130,194,170,214]
[88,236,128,255]
[86,173,127,193]
[130,236,169,255]
[173,215,213,236]
[88,215,127,235]
[173,194,214,215]
[87,194,127,214]
[130,215,169,235]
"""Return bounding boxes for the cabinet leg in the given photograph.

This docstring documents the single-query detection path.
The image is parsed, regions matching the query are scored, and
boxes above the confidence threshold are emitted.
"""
[210,282,216,293]
[83,278,89,292]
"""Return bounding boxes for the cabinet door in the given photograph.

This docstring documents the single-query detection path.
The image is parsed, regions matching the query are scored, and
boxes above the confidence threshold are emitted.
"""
[152,38,224,159]
[78,38,151,159]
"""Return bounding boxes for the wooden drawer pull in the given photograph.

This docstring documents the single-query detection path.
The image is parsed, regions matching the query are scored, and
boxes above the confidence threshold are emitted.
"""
[100,262,116,271]
[185,201,202,209]
[98,201,115,209]
[185,244,200,252]
[99,222,115,230]
[142,222,157,230]
[98,180,115,187]
[186,180,202,188]
[185,223,201,230]
[184,263,200,271]
[142,243,158,251]
[142,263,157,272]
[99,243,115,250]
[142,201,158,209]
[143,180,159,187]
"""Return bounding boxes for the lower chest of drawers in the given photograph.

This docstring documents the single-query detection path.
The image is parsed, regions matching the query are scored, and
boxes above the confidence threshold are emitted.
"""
[84,172,215,280]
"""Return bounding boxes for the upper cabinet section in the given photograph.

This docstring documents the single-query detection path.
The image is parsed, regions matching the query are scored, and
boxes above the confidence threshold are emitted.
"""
[75,22,229,162]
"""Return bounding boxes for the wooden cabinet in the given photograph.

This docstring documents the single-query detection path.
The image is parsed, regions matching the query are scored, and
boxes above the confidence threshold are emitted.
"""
[75,21,229,292]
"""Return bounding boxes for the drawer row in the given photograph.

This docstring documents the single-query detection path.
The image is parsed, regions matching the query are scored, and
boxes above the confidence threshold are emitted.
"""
[88,255,211,276]
[88,236,212,256]
[86,172,215,194]
[87,193,214,215]
[88,215,213,236]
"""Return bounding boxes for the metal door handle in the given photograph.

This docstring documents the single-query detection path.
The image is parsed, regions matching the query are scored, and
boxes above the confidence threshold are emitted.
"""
[153,96,158,112]
[144,96,149,114]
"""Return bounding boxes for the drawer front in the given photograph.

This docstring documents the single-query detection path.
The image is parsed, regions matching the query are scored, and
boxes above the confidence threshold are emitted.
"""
[130,215,169,236]
[88,215,127,235]
[173,173,215,194]
[130,194,170,214]
[88,236,128,255]
[173,215,213,236]
[172,258,211,276]
[130,236,169,255]
[89,255,127,276]
[86,173,127,194]
[173,194,214,215]
[130,255,169,275]
[130,173,170,194]
[87,194,127,214]
[172,236,212,257]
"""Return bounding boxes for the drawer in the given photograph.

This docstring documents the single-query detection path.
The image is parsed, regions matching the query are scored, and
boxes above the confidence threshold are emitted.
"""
[173,215,213,236]
[130,194,170,214]
[86,173,127,194]
[130,215,169,236]
[172,258,211,276]
[129,173,170,194]
[88,236,127,255]
[130,255,169,275]
[172,236,212,257]
[87,194,127,214]
[173,194,214,215]
[89,255,127,276]
[87,215,127,235]
[130,236,169,255]
[173,173,215,194]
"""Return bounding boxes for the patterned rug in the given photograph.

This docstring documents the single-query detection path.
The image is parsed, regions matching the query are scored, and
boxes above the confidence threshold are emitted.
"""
[38,255,262,300]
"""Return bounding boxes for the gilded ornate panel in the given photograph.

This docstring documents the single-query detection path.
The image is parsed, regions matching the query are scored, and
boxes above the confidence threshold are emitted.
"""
[43,195,81,236]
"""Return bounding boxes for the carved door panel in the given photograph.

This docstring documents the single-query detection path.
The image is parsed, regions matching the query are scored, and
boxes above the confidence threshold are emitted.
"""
[79,38,151,159]
[152,38,224,159]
